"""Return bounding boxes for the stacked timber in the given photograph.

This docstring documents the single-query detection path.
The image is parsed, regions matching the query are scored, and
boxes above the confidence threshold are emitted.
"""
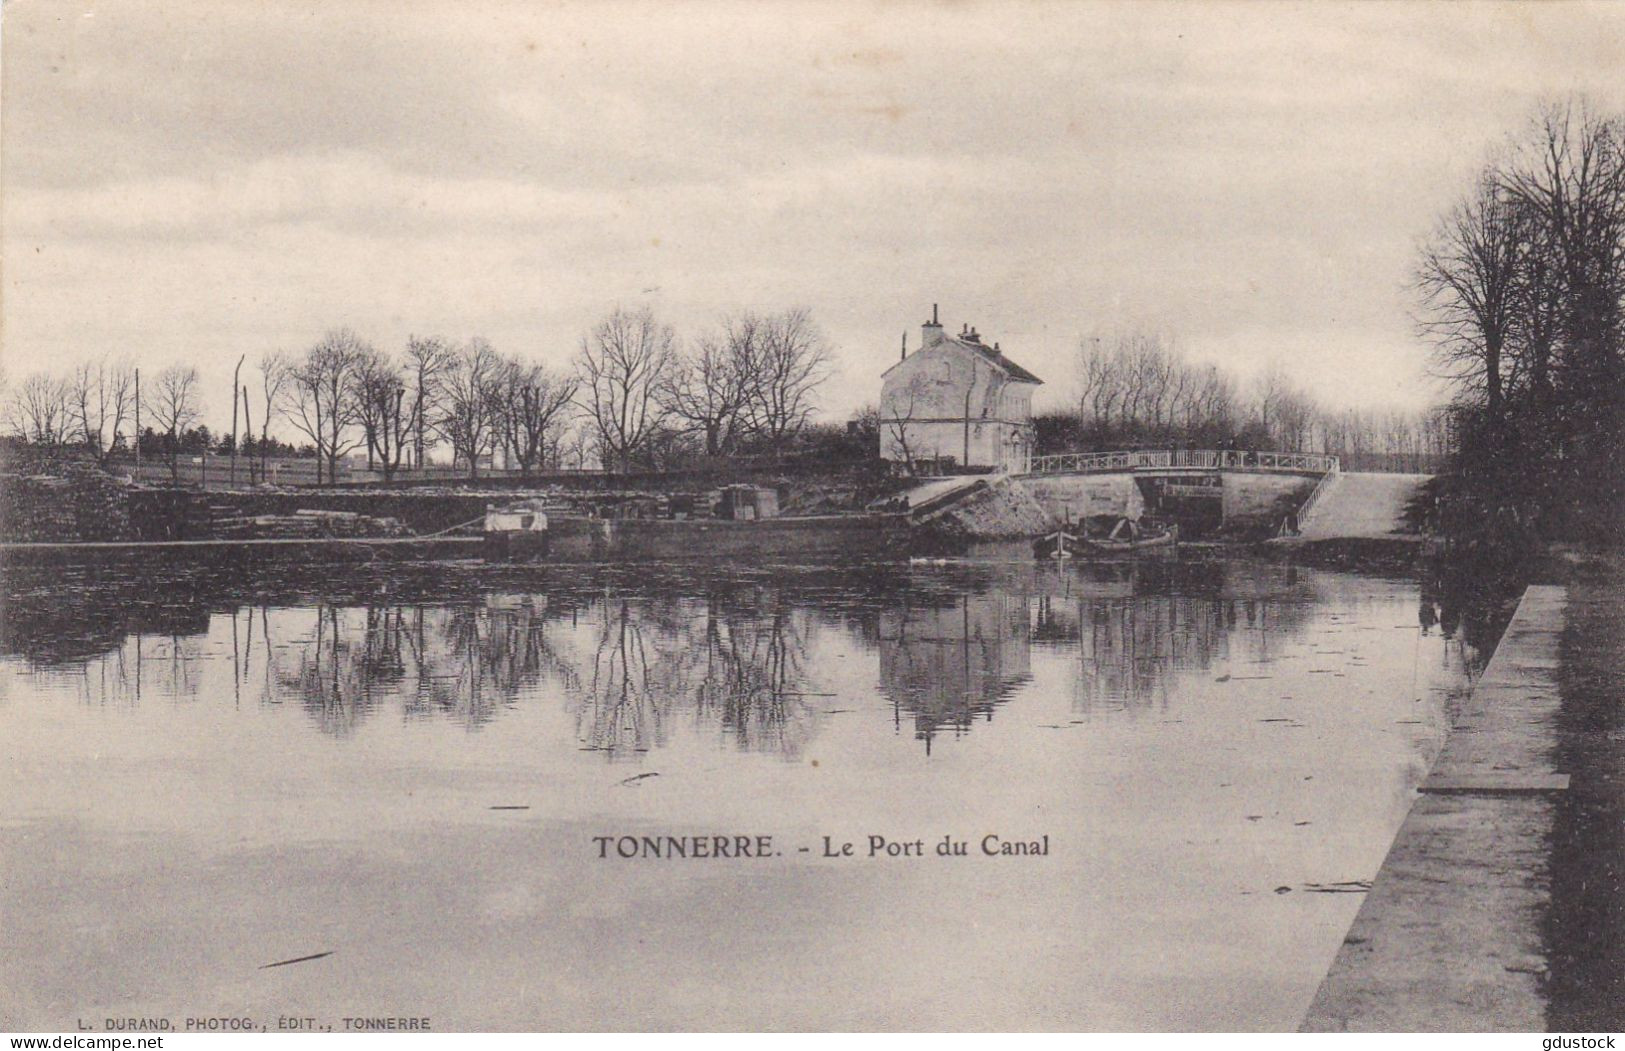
[0,464,132,542]
[212,508,411,540]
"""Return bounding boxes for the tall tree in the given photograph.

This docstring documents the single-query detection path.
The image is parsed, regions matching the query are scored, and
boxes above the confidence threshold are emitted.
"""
[1416,170,1525,420]
[575,306,676,472]
[404,336,456,470]
[494,358,577,478]
[657,316,756,456]
[144,364,201,481]
[739,307,831,454]
[350,344,412,481]
[283,329,366,486]
[256,351,291,483]
[4,372,73,445]
[65,357,135,460]
[436,338,503,479]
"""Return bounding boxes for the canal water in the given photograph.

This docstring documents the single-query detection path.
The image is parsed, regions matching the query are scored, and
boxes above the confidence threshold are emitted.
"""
[0,555,1486,1031]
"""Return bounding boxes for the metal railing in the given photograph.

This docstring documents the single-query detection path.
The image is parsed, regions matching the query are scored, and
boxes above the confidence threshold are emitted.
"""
[1023,449,1340,476]
[1291,458,1343,531]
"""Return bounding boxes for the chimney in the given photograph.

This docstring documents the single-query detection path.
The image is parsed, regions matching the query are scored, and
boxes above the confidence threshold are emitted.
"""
[900,331,907,361]
[921,303,944,348]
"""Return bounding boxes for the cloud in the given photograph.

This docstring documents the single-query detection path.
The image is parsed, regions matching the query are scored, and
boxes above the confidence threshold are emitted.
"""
[4,0,1625,428]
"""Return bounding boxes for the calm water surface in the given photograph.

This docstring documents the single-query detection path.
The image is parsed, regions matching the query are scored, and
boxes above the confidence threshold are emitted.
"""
[1,555,1484,1030]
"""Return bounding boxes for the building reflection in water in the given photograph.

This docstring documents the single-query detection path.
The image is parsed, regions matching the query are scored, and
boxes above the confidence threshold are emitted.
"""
[876,591,1031,752]
[0,557,1494,758]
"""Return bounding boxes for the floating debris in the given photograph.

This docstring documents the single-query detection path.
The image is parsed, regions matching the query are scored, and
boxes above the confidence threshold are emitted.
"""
[1303,880,1373,894]
[260,951,333,969]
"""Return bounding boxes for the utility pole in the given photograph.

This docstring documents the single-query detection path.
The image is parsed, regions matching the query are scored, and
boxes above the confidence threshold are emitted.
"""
[134,367,142,477]
[963,386,973,469]
[229,354,244,486]
[241,387,254,486]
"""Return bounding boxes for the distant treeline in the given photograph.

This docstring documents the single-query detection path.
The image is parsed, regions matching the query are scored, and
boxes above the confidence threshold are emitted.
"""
[1,305,862,485]
[1024,329,1450,469]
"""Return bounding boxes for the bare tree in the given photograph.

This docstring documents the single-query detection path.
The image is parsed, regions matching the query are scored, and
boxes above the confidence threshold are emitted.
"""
[1251,364,1317,452]
[739,307,831,453]
[575,306,676,472]
[144,364,201,481]
[404,335,456,470]
[657,316,755,456]
[494,357,577,478]
[4,371,74,445]
[436,338,504,479]
[1501,102,1625,434]
[1416,170,1525,420]
[65,357,135,460]
[283,329,366,486]
[350,344,412,481]
[880,374,928,472]
[256,352,291,483]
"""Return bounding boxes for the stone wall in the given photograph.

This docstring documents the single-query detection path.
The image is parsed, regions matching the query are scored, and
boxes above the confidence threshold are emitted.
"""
[1220,473,1315,529]
[1017,473,1146,523]
[914,476,1056,541]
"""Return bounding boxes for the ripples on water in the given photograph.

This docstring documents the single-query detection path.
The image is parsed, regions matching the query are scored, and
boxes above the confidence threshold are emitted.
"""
[0,554,1490,1030]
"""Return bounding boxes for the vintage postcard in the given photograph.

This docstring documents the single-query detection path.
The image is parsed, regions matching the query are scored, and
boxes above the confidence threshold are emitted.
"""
[2,0,1622,1037]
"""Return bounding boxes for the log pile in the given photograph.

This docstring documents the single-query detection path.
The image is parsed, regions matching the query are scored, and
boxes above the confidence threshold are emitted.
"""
[211,508,411,540]
[0,464,132,542]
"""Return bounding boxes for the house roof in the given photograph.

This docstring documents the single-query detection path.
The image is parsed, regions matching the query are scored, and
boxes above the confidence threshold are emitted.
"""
[878,328,1046,384]
[953,336,1044,385]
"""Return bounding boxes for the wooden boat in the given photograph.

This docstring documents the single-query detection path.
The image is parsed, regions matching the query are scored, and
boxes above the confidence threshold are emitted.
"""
[1083,528,1179,554]
[1085,518,1179,554]
[1034,516,1179,559]
[1033,528,1087,560]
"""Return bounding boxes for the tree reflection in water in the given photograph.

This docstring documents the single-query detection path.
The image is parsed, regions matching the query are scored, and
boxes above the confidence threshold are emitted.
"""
[571,593,818,759]
[261,596,577,735]
[0,556,1501,759]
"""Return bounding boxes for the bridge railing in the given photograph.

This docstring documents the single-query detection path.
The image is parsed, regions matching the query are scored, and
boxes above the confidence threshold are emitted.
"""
[1291,457,1343,530]
[1024,449,1339,476]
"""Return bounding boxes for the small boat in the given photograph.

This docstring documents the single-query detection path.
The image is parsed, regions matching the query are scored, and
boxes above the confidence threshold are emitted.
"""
[1033,528,1086,560]
[1084,517,1179,554]
[1035,516,1179,559]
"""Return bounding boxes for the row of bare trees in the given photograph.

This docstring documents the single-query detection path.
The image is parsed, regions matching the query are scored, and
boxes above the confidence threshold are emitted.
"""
[1066,329,1443,463]
[1415,99,1624,535]
[259,330,580,483]
[2,359,202,478]
[1,303,835,484]
[580,305,831,471]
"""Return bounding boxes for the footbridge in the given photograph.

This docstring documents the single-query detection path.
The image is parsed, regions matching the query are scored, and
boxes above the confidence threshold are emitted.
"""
[1018,449,1340,531]
[1024,449,1339,478]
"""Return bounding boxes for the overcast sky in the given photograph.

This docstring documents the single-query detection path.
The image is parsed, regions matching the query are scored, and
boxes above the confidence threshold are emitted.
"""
[5,0,1625,431]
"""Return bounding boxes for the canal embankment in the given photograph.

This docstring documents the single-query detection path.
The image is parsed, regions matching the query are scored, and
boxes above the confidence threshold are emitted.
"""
[1302,583,1571,1031]
[1544,552,1625,1030]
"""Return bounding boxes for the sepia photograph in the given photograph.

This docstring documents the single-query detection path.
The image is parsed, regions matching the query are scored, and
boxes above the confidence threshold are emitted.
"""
[2,0,1622,1037]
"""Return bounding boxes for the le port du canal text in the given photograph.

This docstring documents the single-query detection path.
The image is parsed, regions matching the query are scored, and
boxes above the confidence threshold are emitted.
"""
[592,833,1051,859]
